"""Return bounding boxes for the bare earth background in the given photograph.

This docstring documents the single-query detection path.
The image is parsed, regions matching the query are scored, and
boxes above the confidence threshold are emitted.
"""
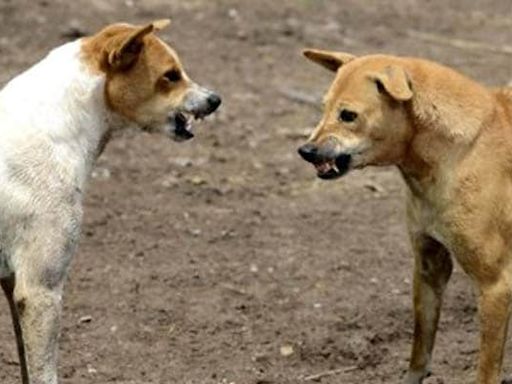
[0,0,512,383]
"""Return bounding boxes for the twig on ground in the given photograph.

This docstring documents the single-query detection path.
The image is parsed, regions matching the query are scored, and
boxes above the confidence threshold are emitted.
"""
[407,29,512,55]
[302,366,359,381]
[278,87,321,107]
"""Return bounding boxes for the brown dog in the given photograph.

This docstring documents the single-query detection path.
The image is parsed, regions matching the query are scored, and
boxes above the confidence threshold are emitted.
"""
[298,48,512,384]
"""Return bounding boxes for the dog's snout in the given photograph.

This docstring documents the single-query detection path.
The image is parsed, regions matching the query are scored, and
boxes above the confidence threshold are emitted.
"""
[298,143,319,163]
[207,93,222,113]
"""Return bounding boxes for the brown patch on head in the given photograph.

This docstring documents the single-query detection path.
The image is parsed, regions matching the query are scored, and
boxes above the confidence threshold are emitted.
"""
[81,20,171,74]
[81,20,191,126]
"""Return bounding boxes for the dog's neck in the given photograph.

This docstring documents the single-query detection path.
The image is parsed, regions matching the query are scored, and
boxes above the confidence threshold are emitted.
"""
[397,62,495,195]
[0,40,125,188]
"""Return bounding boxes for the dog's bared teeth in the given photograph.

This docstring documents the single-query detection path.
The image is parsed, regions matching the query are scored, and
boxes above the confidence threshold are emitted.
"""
[314,160,338,175]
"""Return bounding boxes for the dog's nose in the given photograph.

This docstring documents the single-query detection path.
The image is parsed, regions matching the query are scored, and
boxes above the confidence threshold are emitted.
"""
[298,143,319,163]
[207,93,222,113]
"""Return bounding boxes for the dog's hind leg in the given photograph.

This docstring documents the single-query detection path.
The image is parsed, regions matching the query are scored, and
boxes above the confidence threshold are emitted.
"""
[404,235,452,384]
[1,274,29,384]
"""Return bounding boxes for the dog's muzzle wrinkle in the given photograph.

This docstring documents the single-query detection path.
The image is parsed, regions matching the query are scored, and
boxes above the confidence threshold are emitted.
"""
[298,143,352,180]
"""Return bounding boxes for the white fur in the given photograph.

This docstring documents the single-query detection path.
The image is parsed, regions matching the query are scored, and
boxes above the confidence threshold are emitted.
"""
[0,40,112,278]
[0,30,221,384]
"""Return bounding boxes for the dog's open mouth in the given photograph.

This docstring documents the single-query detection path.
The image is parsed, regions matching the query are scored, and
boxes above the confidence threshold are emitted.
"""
[314,154,352,180]
[170,110,214,141]
[172,112,195,141]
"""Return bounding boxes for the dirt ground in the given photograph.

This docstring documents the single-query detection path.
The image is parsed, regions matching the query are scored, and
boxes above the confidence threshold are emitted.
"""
[0,0,512,383]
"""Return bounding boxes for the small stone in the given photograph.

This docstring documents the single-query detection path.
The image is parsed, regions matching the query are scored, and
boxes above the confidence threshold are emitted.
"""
[170,157,194,167]
[160,175,180,188]
[228,8,240,20]
[280,345,294,357]
[189,176,207,186]
[252,160,264,170]
[91,167,111,180]
[189,228,202,237]
[236,30,248,40]
[87,364,97,374]
[79,315,93,324]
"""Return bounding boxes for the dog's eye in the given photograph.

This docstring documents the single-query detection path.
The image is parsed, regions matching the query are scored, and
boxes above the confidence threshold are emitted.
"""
[164,69,182,82]
[339,109,358,123]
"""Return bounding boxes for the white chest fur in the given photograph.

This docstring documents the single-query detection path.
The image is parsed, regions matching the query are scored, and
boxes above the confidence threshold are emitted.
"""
[0,40,115,276]
[0,40,111,190]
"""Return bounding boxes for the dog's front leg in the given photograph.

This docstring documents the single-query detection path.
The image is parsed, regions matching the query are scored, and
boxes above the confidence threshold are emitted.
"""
[404,235,452,384]
[475,278,511,384]
[14,274,63,384]
[11,213,79,384]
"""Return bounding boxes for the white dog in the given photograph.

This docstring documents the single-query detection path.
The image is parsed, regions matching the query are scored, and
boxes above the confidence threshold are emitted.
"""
[0,19,221,384]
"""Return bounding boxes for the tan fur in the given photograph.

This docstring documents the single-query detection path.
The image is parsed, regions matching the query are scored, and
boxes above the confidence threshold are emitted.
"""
[301,49,512,384]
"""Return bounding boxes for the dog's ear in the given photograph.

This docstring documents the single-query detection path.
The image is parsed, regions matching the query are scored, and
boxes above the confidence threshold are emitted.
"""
[108,24,154,71]
[370,66,413,101]
[108,20,170,71]
[151,19,171,31]
[303,48,355,72]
